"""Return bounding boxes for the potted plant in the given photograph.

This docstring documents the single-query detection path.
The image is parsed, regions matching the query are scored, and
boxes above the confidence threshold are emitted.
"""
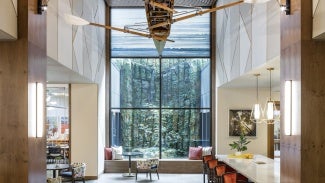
[229,134,251,156]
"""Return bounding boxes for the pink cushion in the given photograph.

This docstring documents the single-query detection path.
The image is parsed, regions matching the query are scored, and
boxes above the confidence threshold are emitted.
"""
[188,146,202,160]
[105,147,112,160]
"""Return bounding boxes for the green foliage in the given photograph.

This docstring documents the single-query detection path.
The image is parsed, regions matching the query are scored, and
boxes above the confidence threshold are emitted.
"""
[229,134,251,152]
[112,58,210,158]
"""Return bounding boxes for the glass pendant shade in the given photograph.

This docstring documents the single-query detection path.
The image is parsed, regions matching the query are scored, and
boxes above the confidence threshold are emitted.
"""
[251,74,262,122]
[266,101,274,120]
[253,104,261,119]
[265,68,275,122]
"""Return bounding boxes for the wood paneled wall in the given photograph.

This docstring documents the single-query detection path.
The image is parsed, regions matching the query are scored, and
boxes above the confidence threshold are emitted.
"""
[27,0,47,181]
[0,0,47,182]
[281,0,325,182]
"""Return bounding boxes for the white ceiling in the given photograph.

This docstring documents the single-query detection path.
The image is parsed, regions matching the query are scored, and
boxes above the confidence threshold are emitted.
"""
[219,56,280,91]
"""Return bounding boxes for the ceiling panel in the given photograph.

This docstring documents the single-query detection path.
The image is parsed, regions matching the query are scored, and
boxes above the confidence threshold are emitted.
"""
[106,0,217,7]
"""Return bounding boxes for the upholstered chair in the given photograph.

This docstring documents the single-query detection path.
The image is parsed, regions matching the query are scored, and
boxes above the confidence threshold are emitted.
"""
[136,158,159,181]
[149,158,159,180]
[60,162,86,183]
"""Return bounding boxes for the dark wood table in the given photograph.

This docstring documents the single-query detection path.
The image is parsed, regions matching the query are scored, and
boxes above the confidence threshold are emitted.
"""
[46,164,69,178]
[122,152,143,177]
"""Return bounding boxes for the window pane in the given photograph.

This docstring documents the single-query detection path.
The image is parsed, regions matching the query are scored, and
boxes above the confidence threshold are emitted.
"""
[161,58,210,108]
[111,9,156,57]
[164,10,210,57]
[111,58,160,108]
[111,9,210,57]
[161,109,211,159]
[111,109,160,158]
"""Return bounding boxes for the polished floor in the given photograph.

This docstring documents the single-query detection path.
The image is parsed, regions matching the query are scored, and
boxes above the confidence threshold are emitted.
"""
[86,173,203,183]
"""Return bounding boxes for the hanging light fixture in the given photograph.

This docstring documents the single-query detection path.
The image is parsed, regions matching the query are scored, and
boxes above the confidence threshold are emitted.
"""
[251,74,263,123]
[265,68,276,124]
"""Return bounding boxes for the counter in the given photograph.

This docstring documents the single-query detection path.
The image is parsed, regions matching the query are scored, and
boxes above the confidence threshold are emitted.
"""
[216,154,280,183]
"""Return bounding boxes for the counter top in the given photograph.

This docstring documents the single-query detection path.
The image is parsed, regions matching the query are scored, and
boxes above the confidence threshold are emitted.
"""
[216,154,280,183]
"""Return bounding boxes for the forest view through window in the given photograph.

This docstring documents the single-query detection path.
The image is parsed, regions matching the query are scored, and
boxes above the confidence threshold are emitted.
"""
[110,9,211,159]
[110,59,211,158]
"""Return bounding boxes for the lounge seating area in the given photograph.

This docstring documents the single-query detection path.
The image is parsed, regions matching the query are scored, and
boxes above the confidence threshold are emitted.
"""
[46,162,86,183]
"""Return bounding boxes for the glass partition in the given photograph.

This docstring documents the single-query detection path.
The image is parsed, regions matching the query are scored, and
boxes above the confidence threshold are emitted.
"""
[46,84,70,164]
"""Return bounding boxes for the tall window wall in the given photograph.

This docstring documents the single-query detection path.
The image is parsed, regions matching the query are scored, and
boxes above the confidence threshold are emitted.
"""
[110,8,211,159]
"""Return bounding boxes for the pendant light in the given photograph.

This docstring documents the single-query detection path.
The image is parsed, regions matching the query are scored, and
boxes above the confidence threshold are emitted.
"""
[265,68,275,124]
[251,74,263,123]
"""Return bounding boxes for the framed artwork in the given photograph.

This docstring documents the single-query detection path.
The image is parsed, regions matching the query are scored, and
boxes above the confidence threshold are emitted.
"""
[229,109,256,136]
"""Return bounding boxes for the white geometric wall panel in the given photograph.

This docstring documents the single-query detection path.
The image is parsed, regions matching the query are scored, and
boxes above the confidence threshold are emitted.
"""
[216,0,280,87]
[47,0,106,84]
[0,0,17,40]
[313,0,325,39]
[58,0,73,69]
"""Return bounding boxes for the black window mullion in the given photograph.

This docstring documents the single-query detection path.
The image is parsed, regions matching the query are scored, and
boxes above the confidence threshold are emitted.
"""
[159,55,162,159]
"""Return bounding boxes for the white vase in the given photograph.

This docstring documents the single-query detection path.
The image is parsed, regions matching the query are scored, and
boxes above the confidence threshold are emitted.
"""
[235,151,242,156]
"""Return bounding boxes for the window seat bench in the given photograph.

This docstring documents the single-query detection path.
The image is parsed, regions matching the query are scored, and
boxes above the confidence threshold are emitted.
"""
[104,159,202,173]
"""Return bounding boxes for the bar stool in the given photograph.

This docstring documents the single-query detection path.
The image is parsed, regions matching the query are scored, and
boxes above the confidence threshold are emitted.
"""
[203,155,213,183]
[222,172,237,183]
[214,164,226,183]
[207,159,219,183]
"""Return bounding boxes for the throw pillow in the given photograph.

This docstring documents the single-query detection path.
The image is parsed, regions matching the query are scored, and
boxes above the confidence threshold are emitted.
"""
[201,146,213,156]
[112,146,123,160]
[104,147,112,160]
[188,146,202,160]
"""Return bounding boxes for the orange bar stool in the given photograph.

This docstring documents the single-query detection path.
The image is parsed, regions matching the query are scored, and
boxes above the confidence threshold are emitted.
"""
[207,159,219,182]
[214,164,226,183]
[202,155,213,183]
[222,172,237,183]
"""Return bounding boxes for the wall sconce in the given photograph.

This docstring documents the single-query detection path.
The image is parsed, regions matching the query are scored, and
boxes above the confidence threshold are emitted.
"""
[28,82,44,138]
[36,82,44,138]
[279,0,290,15]
[37,0,48,14]
[284,80,292,136]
